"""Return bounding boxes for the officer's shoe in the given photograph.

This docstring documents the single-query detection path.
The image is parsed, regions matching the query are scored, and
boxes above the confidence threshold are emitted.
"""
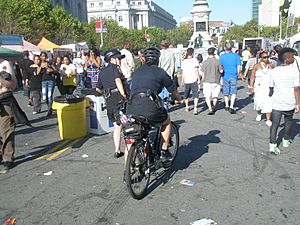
[160,150,172,162]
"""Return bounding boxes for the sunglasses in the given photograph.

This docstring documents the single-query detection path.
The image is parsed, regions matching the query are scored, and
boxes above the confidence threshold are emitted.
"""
[262,56,269,59]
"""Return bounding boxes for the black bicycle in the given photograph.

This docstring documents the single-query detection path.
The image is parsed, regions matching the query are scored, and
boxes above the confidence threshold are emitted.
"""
[121,114,179,200]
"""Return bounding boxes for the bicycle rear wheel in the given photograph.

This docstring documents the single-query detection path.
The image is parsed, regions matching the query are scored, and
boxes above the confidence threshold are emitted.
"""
[162,121,179,168]
[125,142,150,200]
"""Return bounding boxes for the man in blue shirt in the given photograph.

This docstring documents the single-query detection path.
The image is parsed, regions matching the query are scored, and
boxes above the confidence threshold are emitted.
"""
[220,43,242,114]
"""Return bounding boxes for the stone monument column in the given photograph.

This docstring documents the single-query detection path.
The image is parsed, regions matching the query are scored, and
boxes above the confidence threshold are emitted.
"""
[189,0,212,48]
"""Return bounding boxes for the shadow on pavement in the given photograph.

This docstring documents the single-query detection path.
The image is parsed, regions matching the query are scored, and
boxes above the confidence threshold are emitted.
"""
[277,119,300,144]
[234,95,253,112]
[13,134,93,167]
[15,123,57,135]
[146,130,221,197]
[28,113,57,124]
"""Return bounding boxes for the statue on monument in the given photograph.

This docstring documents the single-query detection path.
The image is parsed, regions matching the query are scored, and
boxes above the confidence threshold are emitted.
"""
[194,34,203,48]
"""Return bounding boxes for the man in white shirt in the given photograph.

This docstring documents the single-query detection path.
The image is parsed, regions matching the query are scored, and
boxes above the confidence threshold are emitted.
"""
[269,48,300,155]
[242,47,251,73]
[181,48,201,115]
[72,52,84,88]
[120,40,135,83]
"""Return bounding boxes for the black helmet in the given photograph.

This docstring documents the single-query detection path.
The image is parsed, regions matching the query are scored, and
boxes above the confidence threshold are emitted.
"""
[142,46,161,64]
[104,48,125,63]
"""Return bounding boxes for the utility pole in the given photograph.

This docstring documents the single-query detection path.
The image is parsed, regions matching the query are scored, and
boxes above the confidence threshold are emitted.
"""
[279,13,282,40]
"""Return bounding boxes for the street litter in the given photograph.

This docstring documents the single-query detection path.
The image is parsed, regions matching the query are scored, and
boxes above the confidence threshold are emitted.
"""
[240,111,247,114]
[43,171,53,176]
[190,218,217,225]
[180,179,195,187]
[82,154,89,158]
[4,218,17,225]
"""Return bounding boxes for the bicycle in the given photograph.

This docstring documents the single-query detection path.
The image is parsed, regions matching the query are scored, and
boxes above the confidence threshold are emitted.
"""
[120,113,179,200]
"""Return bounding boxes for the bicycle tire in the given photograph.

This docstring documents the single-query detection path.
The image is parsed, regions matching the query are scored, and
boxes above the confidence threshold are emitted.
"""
[162,121,179,169]
[125,142,151,200]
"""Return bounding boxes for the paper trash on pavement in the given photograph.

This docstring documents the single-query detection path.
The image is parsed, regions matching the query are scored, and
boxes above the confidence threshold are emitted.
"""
[82,154,89,158]
[180,179,195,187]
[190,218,217,225]
[43,171,53,176]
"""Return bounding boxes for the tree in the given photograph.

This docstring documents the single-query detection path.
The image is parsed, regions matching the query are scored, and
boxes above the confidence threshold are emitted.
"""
[0,0,54,44]
[49,6,83,44]
[166,26,193,47]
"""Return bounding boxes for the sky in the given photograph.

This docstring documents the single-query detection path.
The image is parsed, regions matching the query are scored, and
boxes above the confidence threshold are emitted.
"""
[153,0,252,25]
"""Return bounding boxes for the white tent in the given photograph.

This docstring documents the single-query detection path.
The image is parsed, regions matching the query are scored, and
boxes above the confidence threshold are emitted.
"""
[289,32,300,47]
[60,42,89,52]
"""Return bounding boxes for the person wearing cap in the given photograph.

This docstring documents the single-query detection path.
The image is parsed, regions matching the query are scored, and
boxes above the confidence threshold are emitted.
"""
[96,49,128,159]
[201,47,223,115]
[268,47,300,155]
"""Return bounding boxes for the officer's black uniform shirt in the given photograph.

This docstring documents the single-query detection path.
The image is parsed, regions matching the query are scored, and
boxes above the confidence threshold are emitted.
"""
[96,63,123,89]
[130,64,176,96]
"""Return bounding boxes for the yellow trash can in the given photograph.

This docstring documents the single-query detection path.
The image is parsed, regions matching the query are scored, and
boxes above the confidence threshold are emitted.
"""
[52,96,89,140]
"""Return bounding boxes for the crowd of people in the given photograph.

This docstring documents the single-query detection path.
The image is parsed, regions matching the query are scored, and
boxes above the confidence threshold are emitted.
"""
[0,39,300,174]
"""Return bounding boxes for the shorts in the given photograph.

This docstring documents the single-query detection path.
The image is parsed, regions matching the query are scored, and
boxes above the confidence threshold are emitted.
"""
[126,95,167,125]
[106,92,123,122]
[184,82,199,99]
[203,82,221,98]
[223,77,237,96]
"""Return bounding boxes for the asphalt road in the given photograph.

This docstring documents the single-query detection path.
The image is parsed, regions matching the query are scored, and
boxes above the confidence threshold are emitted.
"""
[1,81,300,225]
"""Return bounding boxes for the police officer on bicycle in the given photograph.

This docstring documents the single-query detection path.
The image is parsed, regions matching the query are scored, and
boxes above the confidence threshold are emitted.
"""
[96,49,128,159]
[126,46,182,161]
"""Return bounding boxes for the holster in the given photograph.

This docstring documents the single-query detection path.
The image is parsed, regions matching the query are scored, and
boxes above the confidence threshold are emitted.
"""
[103,89,111,99]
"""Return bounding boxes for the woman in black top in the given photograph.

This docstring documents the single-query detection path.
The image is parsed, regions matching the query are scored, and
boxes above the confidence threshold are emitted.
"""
[40,52,56,116]
[28,55,43,114]
[53,56,64,95]
[96,49,127,159]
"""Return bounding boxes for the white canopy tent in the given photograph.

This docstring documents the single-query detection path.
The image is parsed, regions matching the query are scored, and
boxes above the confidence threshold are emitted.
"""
[60,42,89,53]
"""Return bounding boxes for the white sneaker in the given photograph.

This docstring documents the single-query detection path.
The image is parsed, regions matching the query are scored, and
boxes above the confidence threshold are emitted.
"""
[266,120,272,127]
[256,114,262,122]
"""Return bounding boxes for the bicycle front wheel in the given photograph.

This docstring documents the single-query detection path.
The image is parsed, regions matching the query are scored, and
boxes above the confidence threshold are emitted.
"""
[125,142,150,200]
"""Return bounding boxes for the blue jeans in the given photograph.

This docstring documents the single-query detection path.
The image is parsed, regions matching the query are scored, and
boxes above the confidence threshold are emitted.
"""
[223,77,237,96]
[42,80,55,110]
[77,73,85,88]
